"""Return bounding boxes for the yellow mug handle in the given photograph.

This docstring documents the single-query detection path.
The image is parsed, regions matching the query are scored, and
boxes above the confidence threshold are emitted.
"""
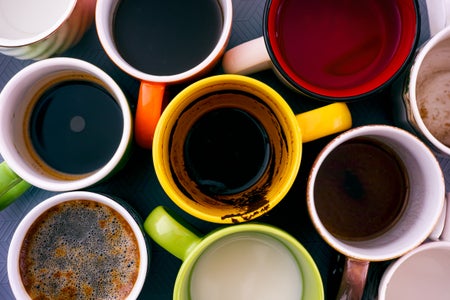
[297,102,352,143]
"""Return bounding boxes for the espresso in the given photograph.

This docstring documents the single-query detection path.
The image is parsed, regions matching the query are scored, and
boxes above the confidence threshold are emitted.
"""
[314,138,409,240]
[19,200,140,299]
[28,80,123,175]
[184,107,270,195]
[113,0,223,75]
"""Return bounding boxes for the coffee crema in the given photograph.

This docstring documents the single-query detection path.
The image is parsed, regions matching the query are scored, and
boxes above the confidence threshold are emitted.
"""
[19,200,140,299]
[314,138,409,240]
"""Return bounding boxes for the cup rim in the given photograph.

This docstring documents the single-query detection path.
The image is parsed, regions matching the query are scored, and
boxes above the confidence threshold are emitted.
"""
[0,0,77,47]
[152,74,302,223]
[0,57,132,191]
[95,0,233,83]
[7,191,148,300]
[262,0,420,101]
[173,223,324,299]
[378,240,450,299]
[306,125,445,261]
[407,26,450,155]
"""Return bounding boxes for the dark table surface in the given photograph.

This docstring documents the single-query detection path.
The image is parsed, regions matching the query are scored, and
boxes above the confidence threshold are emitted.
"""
[1,0,449,299]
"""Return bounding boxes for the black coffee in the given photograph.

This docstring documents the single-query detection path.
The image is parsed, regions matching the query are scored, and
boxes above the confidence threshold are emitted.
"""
[184,107,270,195]
[113,0,223,75]
[314,138,409,240]
[29,80,123,175]
[20,200,140,299]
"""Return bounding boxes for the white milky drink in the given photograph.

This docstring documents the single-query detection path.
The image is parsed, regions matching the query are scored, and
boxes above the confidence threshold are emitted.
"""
[189,232,303,300]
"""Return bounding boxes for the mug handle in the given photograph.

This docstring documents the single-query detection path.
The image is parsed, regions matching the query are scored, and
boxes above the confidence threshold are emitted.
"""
[135,81,166,149]
[0,162,31,210]
[222,36,272,75]
[144,206,202,261]
[296,102,353,143]
[336,257,370,300]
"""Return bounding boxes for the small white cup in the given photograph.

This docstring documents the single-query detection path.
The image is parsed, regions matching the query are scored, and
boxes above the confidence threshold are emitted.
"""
[306,125,445,299]
[7,191,149,300]
[378,193,450,300]
[0,0,96,60]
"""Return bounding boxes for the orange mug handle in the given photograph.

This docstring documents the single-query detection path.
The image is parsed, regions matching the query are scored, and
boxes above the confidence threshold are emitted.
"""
[135,81,166,149]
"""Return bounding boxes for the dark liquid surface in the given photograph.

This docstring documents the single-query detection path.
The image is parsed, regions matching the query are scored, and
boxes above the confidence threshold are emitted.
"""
[113,0,223,75]
[29,80,124,175]
[20,200,140,299]
[314,138,408,240]
[274,0,402,92]
[184,108,270,195]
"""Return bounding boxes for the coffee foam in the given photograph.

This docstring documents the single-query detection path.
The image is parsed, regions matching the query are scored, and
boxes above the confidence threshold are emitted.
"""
[19,200,139,299]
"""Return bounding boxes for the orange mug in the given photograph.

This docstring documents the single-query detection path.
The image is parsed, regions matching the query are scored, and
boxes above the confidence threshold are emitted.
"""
[96,0,233,148]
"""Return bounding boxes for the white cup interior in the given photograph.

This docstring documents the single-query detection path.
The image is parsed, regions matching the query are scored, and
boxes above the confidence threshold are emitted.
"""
[307,125,445,261]
[379,241,450,299]
[0,57,132,191]
[0,0,76,45]
[7,191,148,300]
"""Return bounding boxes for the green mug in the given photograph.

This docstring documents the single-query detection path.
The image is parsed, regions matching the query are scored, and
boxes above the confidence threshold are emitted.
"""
[144,206,324,300]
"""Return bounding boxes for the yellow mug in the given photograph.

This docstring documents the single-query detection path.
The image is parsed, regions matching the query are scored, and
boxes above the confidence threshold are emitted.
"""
[153,74,352,223]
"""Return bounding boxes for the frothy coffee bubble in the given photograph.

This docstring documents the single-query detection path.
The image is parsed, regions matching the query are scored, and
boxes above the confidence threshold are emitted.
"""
[19,200,140,299]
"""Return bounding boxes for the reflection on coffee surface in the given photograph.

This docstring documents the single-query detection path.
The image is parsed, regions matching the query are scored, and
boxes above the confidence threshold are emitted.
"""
[189,233,302,300]
[113,0,223,75]
[28,80,123,175]
[314,138,409,240]
[184,107,270,195]
[19,200,140,299]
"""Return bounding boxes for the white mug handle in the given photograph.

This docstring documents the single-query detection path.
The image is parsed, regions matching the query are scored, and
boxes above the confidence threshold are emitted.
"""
[438,193,450,241]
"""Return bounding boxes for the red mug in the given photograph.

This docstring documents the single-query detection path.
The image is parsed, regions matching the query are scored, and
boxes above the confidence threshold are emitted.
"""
[222,0,419,102]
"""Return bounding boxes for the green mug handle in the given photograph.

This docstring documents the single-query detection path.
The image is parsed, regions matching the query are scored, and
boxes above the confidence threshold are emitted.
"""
[0,161,31,210]
[144,206,202,261]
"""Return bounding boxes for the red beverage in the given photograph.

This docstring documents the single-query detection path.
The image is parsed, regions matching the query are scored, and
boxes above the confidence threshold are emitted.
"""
[266,0,417,98]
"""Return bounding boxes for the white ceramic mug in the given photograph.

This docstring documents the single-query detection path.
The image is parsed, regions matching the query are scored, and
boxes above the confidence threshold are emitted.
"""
[0,57,132,210]
[306,125,445,299]
[7,191,149,299]
[0,0,96,60]
[378,193,450,300]
[394,26,450,156]
[96,0,233,149]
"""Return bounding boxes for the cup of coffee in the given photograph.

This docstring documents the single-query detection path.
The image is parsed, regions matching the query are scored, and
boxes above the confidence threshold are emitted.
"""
[378,194,450,299]
[7,191,149,299]
[222,0,418,101]
[95,0,233,149]
[153,74,352,224]
[393,26,450,156]
[0,57,132,210]
[306,125,445,299]
[144,205,323,299]
[0,0,95,60]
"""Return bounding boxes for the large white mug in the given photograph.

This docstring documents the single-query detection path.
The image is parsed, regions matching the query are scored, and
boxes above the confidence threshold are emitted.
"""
[0,58,132,210]
[0,0,96,60]
[306,125,445,299]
